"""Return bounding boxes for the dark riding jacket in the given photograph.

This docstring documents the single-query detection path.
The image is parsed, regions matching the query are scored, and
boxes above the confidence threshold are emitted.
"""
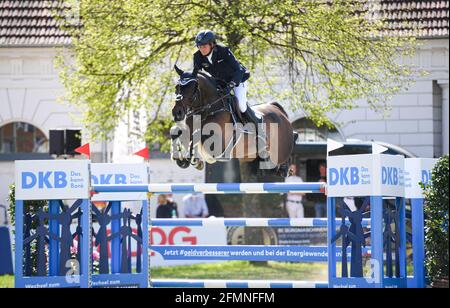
[193,44,250,87]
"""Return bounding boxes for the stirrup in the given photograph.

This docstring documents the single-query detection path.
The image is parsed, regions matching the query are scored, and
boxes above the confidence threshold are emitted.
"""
[244,107,262,124]
[257,130,269,159]
[244,108,269,159]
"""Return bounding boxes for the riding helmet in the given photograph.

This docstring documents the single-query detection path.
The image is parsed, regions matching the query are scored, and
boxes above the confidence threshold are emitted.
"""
[195,30,216,46]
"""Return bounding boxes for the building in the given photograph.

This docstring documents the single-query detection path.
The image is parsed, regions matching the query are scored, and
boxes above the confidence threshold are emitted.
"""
[288,1,449,159]
[0,0,449,212]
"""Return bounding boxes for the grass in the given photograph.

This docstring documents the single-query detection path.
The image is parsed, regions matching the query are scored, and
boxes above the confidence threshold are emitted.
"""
[2,262,414,288]
[1,262,327,288]
[0,275,13,288]
[150,261,328,281]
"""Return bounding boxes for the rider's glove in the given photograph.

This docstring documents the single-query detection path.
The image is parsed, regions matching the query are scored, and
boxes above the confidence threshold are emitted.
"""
[228,81,237,89]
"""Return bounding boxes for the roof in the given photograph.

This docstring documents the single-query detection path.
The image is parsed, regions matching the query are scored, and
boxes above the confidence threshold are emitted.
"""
[379,0,449,38]
[0,0,72,46]
[0,0,449,47]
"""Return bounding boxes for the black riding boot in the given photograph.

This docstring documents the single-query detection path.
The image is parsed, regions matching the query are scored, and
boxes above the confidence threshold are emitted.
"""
[243,107,269,159]
[243,106,260,125]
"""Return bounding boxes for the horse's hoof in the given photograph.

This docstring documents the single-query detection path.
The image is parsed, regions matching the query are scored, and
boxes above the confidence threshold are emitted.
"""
[195,161,205,170]
[176,159,190,169]
[275,164,291,178]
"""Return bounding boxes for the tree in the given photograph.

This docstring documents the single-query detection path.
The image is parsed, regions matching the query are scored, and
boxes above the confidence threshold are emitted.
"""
[56,0,416,148]
[423,155,449,287]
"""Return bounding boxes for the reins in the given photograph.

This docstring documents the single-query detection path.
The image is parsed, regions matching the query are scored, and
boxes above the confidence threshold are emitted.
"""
[184,82,233,121]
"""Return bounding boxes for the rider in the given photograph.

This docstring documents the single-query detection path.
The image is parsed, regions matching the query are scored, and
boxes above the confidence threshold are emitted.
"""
[193,30,262,129]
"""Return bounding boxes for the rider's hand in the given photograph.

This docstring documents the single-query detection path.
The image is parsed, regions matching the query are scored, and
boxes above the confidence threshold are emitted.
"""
[228,81,237,89]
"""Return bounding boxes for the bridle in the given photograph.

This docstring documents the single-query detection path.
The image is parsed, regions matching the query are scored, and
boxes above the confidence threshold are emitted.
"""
[174,76,241,160]
[176,77,233,122]
[175,77,200,106]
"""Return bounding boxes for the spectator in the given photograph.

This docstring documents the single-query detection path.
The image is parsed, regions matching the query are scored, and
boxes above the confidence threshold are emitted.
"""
[183,193,209,218]
[314,176,327,217]
[319,161,327,178]
[156,194,178,218]
[285,164,305,218]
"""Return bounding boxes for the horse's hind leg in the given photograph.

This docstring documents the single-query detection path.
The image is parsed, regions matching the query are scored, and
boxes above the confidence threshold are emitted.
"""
[276,162,291,178]
[276,154,294,178]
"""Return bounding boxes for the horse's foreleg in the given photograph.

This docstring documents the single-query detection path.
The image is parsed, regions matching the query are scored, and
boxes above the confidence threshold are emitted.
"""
[190,141,205,170]
[189,140,197,164]
[170,124,193,168]
[194,160,205,170]
[176,159,190,169]
[170,137,190,169]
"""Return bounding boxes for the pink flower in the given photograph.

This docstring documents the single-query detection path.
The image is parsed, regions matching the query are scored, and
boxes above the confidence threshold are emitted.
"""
[92,248,100,261]
[71,239,78,254]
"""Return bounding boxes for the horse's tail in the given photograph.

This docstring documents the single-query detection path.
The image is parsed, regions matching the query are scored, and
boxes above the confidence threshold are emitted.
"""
[270,102,289,118]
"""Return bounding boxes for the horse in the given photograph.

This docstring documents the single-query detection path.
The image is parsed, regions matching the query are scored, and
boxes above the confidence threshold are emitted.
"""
[170,65,296,177]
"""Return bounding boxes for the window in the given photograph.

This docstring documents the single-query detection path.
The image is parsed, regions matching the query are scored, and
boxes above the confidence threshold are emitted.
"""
[291,118,343,143]
[0,122,48,153]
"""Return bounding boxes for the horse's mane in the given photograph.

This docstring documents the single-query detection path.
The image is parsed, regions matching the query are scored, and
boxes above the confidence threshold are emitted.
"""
[197,71,218,88]
[180,70,217,89]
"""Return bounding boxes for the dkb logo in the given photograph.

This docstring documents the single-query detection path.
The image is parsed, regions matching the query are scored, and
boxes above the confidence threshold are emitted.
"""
[329,167,360,186]
[381,167,399,185]
[92,173,127,185]
[21,171,67,189]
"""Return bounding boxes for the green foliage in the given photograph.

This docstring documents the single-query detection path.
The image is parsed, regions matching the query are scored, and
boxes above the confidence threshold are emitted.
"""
[423,155,449,285]
[56,0,417,148]
[7,184,48,228]
[7,184,48,276]
[0,275,14,288]
[7,185,100,275]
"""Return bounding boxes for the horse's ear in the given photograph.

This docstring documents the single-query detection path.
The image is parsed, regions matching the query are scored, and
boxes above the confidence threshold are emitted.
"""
[174,64,184,76]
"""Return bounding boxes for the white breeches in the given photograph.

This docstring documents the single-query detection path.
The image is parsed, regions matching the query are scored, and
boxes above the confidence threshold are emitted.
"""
[286,202,304,218]
[234,82,248,112]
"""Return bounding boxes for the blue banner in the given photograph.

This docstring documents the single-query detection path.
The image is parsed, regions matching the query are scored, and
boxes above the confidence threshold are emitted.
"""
[152,245,371,262]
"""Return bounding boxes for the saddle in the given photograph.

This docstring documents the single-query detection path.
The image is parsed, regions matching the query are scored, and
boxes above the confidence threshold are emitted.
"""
[217,86,263,135]
[216,86,269,160]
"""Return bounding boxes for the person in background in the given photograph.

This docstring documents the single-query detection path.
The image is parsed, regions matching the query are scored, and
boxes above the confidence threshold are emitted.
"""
[166,194,179,217]
[183,192,209,218]
[319,161,327,178]
[311,162,327,217]
[156,194,178,218]
[314,175,327,217]
[285,163,305,218]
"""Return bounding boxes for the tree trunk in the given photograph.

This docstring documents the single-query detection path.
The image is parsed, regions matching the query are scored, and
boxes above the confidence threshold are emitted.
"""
[239,161,284,266]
